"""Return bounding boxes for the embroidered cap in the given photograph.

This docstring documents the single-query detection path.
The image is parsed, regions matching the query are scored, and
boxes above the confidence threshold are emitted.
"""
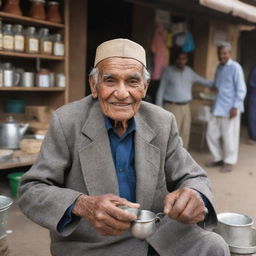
[94,38,146,67]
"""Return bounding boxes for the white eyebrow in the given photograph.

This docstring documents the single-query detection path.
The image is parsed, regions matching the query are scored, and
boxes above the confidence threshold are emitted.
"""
[102,73,112,78]
[102,73,142,79]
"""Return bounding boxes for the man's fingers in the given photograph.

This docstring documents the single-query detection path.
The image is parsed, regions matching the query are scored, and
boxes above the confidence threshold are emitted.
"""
[164,188,207,224]
[177,195,205,223]
[163,191,179,214]
[167,190,190,219]
[123,201,140,209]
[182,211,206,225]
[109,195,140,210]
[95,211,132,231]
[106,203,138,222]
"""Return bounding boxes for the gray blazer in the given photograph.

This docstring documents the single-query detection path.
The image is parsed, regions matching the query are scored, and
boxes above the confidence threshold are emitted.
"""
[18,95,217,256]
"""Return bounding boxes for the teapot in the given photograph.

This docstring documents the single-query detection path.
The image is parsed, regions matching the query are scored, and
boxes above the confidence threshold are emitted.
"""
[0,117,29,149]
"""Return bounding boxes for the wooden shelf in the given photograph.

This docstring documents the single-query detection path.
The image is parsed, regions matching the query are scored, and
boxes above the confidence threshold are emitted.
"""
[0,11,64,28]
[0,87,65,92]
[0,51,65,60]
[0,150,37,170]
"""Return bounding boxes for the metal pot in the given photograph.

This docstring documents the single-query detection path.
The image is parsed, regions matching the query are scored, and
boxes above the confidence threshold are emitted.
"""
[0,195,13,239]
[130,210,163,239]
[118,206,164,239]
[0,117,29,149]
[215,212,255,247]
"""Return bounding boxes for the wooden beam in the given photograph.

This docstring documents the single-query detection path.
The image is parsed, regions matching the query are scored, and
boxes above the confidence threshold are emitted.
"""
[67,0,87,102]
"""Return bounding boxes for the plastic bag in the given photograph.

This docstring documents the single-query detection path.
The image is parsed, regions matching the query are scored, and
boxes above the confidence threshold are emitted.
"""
[182,32,195,52]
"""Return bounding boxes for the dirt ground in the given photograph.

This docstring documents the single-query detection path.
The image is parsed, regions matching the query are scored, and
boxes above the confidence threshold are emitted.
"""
[1,126,256,256]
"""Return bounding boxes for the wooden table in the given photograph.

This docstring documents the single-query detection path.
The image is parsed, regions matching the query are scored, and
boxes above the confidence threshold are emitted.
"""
[0,150,37,170]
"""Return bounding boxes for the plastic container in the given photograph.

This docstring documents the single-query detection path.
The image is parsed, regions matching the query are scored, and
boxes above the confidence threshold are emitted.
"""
[4,99,25,113]
[7,172,25,198]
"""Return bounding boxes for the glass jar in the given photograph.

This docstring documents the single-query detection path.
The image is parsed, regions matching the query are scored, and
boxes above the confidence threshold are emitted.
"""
[47,1,62,23]
[39,28,52,55]
[0,20,3,50]
[55,73,65,87]
[36,69,50,87]
[25,26,39,54]
[13,24,25,52]
[3,24,14,51]
[29,0,46,20]
[53,33,64,56]
[0,63,3,87]
[3,0,22,16]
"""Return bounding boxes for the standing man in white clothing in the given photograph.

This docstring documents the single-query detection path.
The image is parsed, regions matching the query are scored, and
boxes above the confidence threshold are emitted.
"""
[206,42,246,173]
[156,52,213,149]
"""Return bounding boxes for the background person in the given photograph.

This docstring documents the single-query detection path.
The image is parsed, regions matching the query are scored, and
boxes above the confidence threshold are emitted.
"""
[156,52,213,149]
[206,42,247,173]
[247,67,256,145]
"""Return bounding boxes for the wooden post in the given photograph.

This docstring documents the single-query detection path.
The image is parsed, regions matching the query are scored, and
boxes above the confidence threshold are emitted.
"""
[66,0,87,103]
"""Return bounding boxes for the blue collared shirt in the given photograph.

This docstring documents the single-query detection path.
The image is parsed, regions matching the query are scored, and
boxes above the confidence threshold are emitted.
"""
[212,59,247,117]
[57,115,213,233]
[104,116,137,203]
[57,116,136,233]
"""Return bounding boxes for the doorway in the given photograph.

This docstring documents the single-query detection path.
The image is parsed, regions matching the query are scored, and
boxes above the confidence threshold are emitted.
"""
[86,0,133,95]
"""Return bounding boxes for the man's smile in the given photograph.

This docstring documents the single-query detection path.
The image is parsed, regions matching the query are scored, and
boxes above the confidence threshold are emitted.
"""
[110,102,133,106]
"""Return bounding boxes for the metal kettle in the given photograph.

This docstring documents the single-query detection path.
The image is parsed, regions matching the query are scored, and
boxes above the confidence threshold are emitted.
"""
[0,117,29,149]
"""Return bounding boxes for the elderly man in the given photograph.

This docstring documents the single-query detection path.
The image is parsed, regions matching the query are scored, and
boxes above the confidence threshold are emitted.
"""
[18,39,229,256]
[206,42,246,173]
[156,52,213,149]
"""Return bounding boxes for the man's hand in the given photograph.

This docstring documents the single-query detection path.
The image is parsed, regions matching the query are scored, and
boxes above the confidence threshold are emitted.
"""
[164,188,206,224]
[230,107,238,118]
[72,194,139,236]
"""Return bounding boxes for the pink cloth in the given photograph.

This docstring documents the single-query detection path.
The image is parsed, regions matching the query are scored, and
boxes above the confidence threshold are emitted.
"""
[151,23,169,80]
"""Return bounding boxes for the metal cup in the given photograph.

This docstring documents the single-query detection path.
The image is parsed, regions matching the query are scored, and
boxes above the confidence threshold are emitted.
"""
[21,72,34,87]
[3,70,21,87]
[130,210,164,239]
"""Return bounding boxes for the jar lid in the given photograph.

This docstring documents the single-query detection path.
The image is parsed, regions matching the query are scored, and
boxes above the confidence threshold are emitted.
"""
[13,24,23,30]
[39,28,49,36]
[14,24,23,28]
[27,26,36,33]
[4,24,13,29]
[31,0,46,3]
[55,33,62,40]
[48,1,59,5]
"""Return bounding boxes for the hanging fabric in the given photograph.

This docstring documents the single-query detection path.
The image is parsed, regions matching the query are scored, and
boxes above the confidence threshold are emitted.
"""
[151,23,169,80]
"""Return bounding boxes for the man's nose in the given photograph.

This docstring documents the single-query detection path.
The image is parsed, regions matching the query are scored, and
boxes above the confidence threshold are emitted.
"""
[114,82,129,99]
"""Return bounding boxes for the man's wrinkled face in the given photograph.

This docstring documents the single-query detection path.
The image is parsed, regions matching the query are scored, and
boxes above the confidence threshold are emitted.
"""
[218,48,231,64]
[89,57,148,122]
[176,53,188,69]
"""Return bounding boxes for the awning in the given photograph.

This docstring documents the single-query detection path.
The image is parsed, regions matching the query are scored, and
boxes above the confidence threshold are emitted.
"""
[200,0,256,23]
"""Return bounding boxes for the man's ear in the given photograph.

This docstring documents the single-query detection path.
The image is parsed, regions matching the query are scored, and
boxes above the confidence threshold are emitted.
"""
[143,81,150,98]
[89,76,98,98]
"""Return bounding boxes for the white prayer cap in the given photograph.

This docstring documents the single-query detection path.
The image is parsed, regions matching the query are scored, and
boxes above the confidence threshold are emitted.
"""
[94,38,146,67]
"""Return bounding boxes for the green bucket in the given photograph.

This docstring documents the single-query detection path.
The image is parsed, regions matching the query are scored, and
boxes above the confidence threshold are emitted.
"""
[7,172,25,199]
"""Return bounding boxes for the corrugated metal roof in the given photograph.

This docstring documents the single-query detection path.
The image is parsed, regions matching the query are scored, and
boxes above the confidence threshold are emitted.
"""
[126,0,256,24]
[200,0,256,23]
